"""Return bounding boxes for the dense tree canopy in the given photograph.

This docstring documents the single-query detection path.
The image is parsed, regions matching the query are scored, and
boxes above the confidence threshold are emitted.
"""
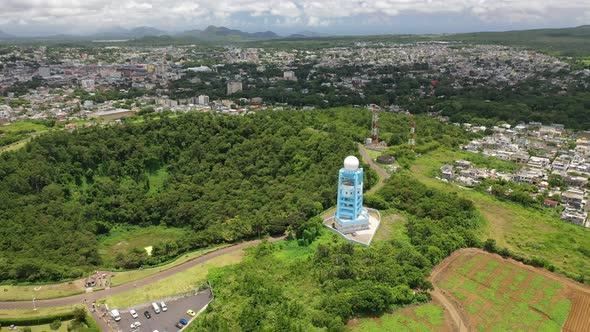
[0,109,383,282]
[0,108,472,282]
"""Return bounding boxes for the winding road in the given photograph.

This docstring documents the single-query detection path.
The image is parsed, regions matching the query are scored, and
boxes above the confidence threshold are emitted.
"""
[357,144,391,194]
[0,236,284,310]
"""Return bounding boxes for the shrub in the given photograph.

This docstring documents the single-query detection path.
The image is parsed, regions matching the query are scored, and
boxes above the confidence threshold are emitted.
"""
[50,319,62,330]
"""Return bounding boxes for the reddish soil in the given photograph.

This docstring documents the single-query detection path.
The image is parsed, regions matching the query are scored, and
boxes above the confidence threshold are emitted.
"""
[431,248,590,332]
[563,292,590,332]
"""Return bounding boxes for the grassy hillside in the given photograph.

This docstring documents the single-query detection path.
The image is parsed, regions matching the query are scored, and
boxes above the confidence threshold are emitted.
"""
[443,25,590,56]
[411,148,590,281]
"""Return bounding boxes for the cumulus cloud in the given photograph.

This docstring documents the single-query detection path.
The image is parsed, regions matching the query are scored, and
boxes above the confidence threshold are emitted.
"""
[0,0,588,34]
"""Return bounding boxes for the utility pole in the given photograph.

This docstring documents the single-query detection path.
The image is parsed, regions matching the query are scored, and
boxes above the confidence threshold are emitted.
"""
[371,107,379,143]
[207,280,214,299]
[408,113,416,151]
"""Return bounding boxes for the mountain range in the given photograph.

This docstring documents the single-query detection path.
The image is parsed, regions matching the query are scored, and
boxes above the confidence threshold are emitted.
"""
[179,25,279,41]
[89,26,167,39]
[0,25,322,42]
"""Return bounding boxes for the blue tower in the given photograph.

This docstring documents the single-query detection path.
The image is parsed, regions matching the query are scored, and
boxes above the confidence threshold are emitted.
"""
[335,156,370,234]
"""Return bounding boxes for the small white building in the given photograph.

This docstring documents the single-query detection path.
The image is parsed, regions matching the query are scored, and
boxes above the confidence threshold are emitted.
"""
[198,95,210,105]
[80,79,95,90]
[187,66,212,73]
[227,81,243,95]
[0,105,14,122]
[283,71,297,81]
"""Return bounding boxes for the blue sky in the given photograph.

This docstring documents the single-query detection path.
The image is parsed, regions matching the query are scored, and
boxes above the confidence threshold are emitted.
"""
[0,0,588,36]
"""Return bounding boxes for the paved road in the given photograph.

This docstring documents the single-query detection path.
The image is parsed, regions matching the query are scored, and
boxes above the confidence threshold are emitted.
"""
[0,236,284,310]
[357,144,391,194]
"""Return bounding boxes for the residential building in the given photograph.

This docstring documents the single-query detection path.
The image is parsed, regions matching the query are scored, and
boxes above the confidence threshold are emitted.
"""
[198,95,210,105]
[283,71,297,81]
[440,164,454,181]
[227,81,243,95]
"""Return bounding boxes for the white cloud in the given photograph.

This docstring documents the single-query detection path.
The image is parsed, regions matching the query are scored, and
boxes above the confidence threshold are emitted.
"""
[0,0,588,33]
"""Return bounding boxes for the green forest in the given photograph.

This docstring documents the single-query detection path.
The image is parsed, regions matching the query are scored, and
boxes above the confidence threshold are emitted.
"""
[0,110,356,282]
[0,108,472,283]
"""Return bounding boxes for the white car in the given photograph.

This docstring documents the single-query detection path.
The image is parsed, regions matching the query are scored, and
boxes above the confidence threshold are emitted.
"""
[130,309,138,319]
[130,322,141,329]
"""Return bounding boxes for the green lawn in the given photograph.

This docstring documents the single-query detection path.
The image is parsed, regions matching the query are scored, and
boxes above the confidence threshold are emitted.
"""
[373,210,409,243]
[0,283,82,302]
[0,139,30,153]
[97,225,186,266]
[0,305,84,319]
[102,250,244,308]
[108,244,230,287]
[272,229,345,261]
[147,168,169,195]
[411,148,590,280]
[350,303,447,332]
[365,149,382,160]
[17,319,74,332]
[0,121,50,134]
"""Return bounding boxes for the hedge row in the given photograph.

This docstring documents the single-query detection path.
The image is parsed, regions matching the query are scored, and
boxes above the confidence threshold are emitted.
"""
[84,314,101,331]
[0,312,74,326]
[0,312,100,332]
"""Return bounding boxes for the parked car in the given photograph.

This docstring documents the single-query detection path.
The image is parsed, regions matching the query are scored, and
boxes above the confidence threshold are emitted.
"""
[174,322,183,329]
[186,309,196,317]
[152,302,161,314]
[144,311,151,319]
[130,322,141,329]
[160,301,168,312]
[179,318,188,325]
[110,309,121,321]
[130,309,138,319]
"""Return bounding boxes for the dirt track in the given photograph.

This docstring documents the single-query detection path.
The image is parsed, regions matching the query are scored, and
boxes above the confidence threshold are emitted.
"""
[429,249,470,332]
[0,236,284,310]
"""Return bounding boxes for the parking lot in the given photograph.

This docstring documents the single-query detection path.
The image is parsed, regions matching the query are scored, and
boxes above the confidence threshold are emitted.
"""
[113,290,212,331]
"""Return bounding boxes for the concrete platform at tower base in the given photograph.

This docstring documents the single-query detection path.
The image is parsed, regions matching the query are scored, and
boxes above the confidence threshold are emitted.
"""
[323,208,381,246]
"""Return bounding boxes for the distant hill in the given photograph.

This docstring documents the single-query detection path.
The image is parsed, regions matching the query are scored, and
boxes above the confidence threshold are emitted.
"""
[0,30,15,39]
[443,25,590,56]
[288,30,329,38]
[89,26,166,39]
[179,25,280,41]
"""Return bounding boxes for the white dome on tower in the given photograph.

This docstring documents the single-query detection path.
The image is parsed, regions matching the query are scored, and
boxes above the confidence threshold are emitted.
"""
[343,156,359,171]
